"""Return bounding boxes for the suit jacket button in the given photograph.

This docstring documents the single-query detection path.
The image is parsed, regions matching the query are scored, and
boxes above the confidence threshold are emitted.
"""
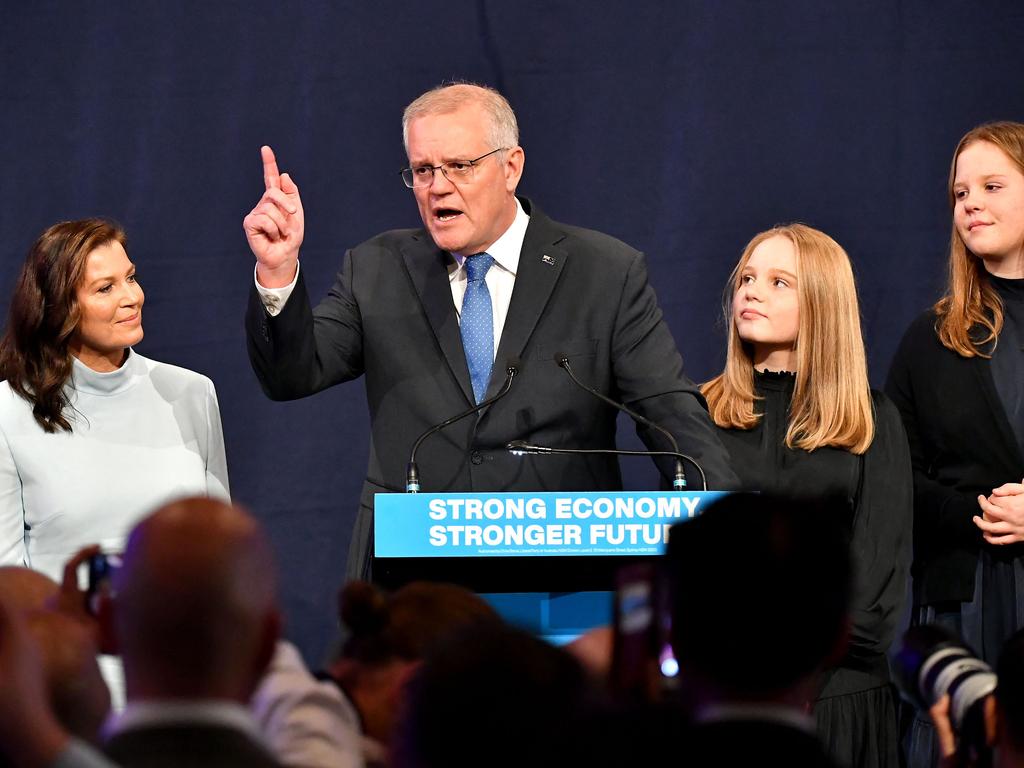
[470,450,483,465]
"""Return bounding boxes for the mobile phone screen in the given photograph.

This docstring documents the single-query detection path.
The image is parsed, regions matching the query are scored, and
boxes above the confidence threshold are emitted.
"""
[611,561,677,701]
[86,552,122,615]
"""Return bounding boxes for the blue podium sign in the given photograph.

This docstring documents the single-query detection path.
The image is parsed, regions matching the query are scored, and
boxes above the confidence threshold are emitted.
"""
[374,491,726,559]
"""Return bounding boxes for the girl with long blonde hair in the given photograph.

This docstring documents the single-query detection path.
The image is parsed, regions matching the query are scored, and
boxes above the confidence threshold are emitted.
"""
[704,223,912,768]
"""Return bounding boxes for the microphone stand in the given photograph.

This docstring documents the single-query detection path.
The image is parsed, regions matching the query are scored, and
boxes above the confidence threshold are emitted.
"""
[556,356,703,491]
[405,361,519,493]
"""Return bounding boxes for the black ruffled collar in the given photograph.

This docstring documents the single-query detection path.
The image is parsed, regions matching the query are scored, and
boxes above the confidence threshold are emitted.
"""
[753,368,796,392]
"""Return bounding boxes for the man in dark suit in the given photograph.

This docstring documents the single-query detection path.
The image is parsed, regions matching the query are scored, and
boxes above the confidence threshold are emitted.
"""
[101,497,283,768]
[665,494,851,767]
[244,82,737,579]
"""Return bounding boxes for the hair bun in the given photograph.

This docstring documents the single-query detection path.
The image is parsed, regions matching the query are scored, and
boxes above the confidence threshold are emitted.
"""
[338,580,388,637]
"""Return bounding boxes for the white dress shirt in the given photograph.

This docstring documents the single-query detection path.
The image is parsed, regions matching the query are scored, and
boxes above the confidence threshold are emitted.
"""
[249,640,365,768]
[255,199,530,361]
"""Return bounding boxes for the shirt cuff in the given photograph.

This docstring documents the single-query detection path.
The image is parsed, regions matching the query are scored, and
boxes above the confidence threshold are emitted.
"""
[254,262,300,317]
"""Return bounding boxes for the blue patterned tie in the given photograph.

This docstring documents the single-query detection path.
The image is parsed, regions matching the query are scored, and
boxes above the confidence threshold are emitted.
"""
[461,253,495,403]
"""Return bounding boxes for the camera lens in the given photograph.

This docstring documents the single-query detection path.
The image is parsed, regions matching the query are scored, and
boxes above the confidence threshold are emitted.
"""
[918,647,997,728]
[895,623,997,762]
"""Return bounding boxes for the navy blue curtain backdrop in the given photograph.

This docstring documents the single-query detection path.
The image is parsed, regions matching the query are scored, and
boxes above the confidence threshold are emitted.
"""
[3,1,1023,664]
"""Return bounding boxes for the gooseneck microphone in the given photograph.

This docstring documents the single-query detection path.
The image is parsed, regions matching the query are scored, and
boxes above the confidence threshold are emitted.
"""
[405,360,520,493]
[505,441,707,491]
[554,354,704,490]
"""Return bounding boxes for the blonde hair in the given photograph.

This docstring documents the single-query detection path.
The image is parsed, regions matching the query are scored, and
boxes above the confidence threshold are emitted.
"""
[702,224,875,454]
[402,82,519,155]
[935,121,1024,357]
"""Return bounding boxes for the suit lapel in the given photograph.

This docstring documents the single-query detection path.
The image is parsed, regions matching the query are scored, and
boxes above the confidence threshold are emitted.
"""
[400,234,475,404]
[399,202,571,408]
[486,205,568,400]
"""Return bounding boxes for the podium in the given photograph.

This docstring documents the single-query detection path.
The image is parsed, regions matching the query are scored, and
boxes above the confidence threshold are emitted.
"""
[373,490,724,640]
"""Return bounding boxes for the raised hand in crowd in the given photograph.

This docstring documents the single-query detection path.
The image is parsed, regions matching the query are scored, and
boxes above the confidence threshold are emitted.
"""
[47,545,117,656]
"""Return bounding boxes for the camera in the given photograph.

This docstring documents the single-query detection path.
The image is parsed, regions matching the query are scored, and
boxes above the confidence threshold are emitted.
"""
[895,624,997,767]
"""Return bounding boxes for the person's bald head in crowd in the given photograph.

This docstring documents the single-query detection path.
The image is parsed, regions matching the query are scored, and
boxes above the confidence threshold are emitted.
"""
[0,566,58,612]
[113,497,281,702]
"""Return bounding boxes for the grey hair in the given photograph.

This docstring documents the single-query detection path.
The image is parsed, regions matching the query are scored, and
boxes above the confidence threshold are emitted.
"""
[402,82,519,156]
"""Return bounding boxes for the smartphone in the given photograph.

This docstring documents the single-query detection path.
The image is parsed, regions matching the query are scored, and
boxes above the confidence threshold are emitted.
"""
[610,561,677,703]
[86,551,122,615]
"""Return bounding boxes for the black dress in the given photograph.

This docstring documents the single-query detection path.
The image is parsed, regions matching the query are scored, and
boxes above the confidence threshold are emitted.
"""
[714,371,913,768]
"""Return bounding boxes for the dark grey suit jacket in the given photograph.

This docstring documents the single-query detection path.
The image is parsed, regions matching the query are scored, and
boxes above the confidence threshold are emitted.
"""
[246,198,737,578]
[680,720,841,767]
[105,724,282,768]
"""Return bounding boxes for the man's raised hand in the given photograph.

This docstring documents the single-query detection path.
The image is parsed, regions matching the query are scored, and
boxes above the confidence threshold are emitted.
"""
[243,145,305,288]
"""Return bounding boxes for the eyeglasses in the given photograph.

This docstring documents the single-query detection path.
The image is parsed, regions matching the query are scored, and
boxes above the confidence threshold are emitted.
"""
[400,148,507,189]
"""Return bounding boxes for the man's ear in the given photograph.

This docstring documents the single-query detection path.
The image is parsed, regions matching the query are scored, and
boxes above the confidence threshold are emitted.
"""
[253,609,282,680]
[396,658,421,691]
[504,146,525,192]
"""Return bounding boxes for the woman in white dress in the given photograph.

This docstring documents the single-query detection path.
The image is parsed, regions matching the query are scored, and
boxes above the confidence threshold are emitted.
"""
[0,218,230,581]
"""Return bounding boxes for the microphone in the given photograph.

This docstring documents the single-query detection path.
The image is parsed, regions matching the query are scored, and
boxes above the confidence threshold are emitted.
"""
[554,354,704,491]
[505,440,707,490]
[506,440,552,455]
[405,359,520,493]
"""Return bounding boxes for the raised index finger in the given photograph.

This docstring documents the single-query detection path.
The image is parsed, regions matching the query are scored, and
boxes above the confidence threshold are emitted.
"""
[261,145,281,191]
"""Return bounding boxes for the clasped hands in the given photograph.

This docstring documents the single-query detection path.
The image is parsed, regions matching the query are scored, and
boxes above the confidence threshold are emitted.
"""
[974,479,1024,545]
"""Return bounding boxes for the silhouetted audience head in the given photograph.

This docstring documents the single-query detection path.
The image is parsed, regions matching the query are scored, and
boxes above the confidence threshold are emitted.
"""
[391,622,602,768]
[666,493,852,701]
[0,567,109,746]
[337,579,501,663]
[25,610,109,743]
[113,496,280,702]
[0,594,74,768]
[329,579,501,745]
[566,625,614,683]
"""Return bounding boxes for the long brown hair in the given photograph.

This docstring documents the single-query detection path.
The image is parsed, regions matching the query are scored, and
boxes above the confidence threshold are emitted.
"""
[935,121,1024,357]
[702,224,875,454]
[0,219,127,433]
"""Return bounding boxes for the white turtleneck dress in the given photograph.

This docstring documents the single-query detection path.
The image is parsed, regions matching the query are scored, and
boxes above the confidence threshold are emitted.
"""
[0,349,230,581]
